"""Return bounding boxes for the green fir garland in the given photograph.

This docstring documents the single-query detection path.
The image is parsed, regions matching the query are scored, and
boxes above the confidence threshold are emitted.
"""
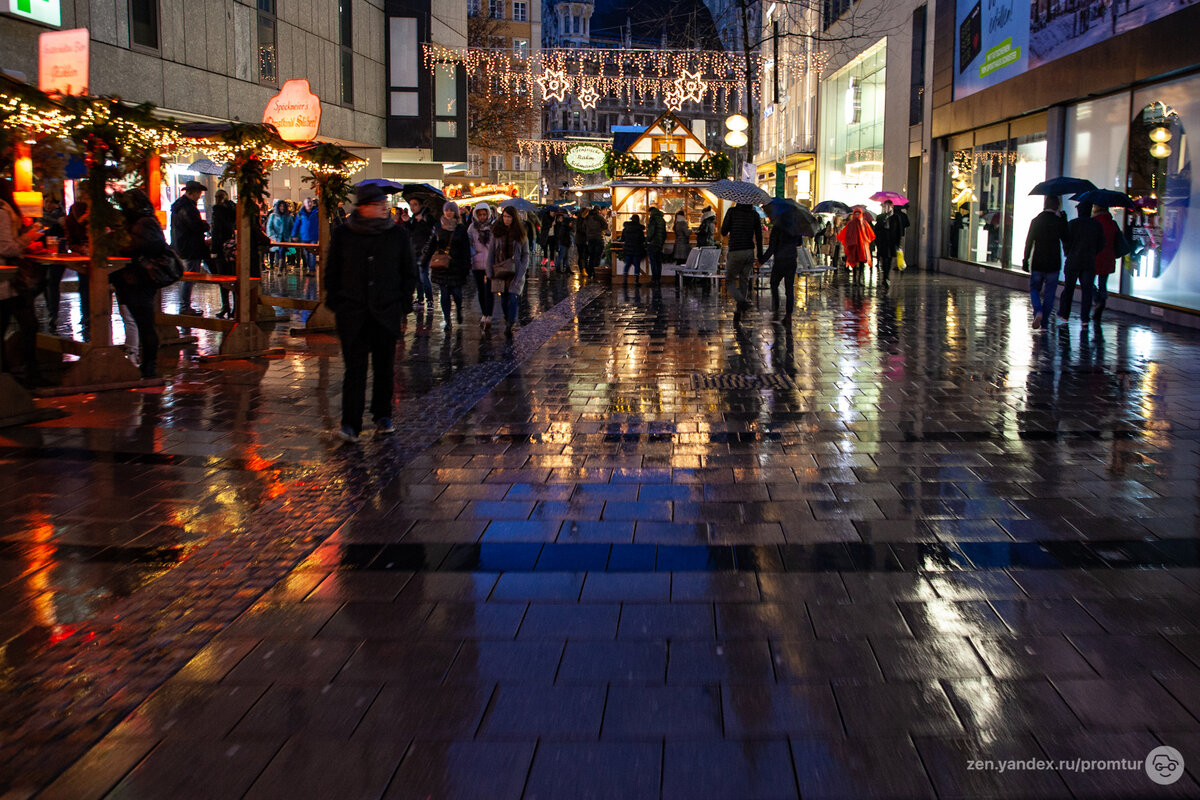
[603,150,731,181]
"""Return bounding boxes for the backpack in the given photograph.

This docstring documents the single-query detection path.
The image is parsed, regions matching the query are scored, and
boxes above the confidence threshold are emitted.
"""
[140,247,186,287]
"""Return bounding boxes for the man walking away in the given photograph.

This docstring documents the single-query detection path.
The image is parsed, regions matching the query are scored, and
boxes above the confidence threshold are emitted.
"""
[1022,195,1068,329]
[553,211,573,274]
[582,207,607,279]
[1058,201,1104,322]
[874,200,905,288]
[645,206,667,285]
[759,217,803,321]
[170,180,209,315]
[720,201,763,325]
[324,184,417,443]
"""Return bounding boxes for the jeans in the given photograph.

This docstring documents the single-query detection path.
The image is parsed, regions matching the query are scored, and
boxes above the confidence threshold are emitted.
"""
[500,291,519,325]
[1029,270,1059,318]
[586,238,604,277]
[1059,269,1094,321]
[418,265,434,305]
[557,243,571,272]
[725,249,755,305]
[473,270,494,318]
[623,255,641,277]
[113,282,160,377]
[647,247,663,281]
[770,261,796,314]
[43,265,89,330]
[439,283,462,321]
[180,258,205,311]
[338,313,397,433]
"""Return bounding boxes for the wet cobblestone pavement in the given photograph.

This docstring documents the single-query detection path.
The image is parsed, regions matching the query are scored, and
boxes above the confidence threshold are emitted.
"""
[3,266,1200,798]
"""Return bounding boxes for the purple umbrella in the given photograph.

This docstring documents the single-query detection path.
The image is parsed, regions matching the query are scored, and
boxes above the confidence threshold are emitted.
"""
[869,191,909,206]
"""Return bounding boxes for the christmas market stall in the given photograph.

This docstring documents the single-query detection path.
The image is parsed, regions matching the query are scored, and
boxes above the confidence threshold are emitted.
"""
[603,112,730,280]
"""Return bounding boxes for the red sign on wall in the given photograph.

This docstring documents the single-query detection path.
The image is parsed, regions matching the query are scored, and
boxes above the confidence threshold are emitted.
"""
[262,79,321,143]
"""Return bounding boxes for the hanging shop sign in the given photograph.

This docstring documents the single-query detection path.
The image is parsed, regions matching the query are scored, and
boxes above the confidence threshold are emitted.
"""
[38,28,88,95]
[565,143,606,174]
[262,79,321,143]
[10,0,60,27]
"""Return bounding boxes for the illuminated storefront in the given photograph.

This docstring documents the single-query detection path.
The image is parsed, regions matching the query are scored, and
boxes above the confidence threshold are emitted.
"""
[817,39,886,209]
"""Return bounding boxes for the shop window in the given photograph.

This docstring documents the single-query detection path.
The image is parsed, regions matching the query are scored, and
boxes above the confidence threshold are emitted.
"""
[818,39,885,210]
[469,153,483,175]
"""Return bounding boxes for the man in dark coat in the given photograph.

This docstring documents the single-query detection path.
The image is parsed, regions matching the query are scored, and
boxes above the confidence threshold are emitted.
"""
[405,196,436,309]
[759,220,803,320]
[582,207,608,279]
[170,180,209,314]
[645,207,667,284]
[720,202,763,324]
[874,200,905,288]
[1058,201,1105,323]
[552,211,573,273]
[325,184,417,442]
[1022,195,1069,329]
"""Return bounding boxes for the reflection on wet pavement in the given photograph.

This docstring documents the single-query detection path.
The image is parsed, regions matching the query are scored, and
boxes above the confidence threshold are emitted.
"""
[4,268,1200,798]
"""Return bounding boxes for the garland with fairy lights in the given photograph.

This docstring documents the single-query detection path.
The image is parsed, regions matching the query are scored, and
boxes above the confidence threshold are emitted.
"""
[603,150,730,181]
[301,142,365,222]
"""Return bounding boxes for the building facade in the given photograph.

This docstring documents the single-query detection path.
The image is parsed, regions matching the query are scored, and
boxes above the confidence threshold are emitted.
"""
[930,0,1200,325]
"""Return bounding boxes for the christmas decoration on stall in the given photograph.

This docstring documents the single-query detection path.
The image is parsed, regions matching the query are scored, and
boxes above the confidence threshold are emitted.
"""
[674,71,707,104]
[517,138,610,159]
[603,150,730,181]
[301,141,366,222]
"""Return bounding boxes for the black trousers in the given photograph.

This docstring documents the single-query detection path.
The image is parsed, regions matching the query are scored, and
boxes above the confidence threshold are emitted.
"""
[0,293,39,377]
[339,314,397,433]
[770,262,796,314]
[473,269,494,317]
[1059,269,1095,321]
[877,245,896,283]
[113,281,160,377]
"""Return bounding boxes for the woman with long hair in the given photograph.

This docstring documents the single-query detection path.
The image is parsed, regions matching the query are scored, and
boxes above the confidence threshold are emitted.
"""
[429,201,471,326]
[486,205,530,337]
[468,203,496,328]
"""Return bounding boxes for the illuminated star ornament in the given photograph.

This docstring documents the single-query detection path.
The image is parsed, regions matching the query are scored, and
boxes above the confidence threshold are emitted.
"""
[663,86,684,111]
[674,70,707,104]
[537,69,571,102]
[577,84,599,110]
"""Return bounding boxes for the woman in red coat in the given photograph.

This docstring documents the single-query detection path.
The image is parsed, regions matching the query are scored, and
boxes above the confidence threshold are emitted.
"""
[1091,206,1125,324]
[837,209,876,281]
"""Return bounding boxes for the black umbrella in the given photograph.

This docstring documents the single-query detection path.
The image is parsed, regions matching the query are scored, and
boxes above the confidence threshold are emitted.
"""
[401,183,446,212]
[764,198,819,237]
[813,200,852,215]
[1075,189,1136,209]
[1030,177,1097,196]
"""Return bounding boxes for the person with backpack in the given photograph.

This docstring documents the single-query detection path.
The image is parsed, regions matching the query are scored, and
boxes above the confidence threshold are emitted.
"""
[114,189,168,379]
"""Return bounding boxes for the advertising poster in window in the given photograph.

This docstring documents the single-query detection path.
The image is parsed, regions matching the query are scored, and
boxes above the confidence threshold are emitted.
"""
[956,0,1194,100]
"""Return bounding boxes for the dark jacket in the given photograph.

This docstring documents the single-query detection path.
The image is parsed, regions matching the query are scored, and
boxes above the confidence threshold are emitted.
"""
[696,213,717,247]
[1064,215,1105,275]
[429,221,471,287]
[170,195,209,261]
[114,208,168,287]
[210,200,236,245]
[405,208,436,270]
[621,219,646,260]
[720,203,763,256]
[291,205,320,243]
[325,213,417,338]
[552,215,572,246]
[583,209,607,240]
[873,211,905,250]
[645,209,667,248]
[762,225,803,268]
[1023,210,1068,274]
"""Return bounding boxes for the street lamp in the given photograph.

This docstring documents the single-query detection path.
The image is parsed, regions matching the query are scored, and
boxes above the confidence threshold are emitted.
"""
[725,114,749,176]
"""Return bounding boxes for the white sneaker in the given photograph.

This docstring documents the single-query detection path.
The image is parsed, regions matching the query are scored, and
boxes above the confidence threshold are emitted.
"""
[335,425,359,443]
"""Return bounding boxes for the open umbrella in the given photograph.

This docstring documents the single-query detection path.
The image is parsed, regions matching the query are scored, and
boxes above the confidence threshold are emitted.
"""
[764,197,820,237]
[497,197,539,213]
[709,179,772,205]
[188,158,226,176]
[869,191,909,206]
[1075,189,1136,209]
[401,183,445,213]
[813,200,852,215]
[1030,177,1096,196]
[851,205,875,222]
[357,178,405,193]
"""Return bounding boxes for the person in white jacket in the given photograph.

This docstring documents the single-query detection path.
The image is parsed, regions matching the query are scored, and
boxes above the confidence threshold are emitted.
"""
[467,203,496,328]
[486,205,530,337]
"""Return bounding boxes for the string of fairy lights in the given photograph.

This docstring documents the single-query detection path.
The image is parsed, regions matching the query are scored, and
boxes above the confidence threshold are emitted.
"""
[426,44,824,112]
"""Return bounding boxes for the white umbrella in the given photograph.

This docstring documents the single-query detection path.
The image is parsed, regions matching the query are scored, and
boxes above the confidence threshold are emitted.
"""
[709,179,772,205]
[188,158,226,175]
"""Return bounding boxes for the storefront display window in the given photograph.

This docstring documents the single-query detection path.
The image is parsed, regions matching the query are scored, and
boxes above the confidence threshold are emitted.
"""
[818,39,886,209]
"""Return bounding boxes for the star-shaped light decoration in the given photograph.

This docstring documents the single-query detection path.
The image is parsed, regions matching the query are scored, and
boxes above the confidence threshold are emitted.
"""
[577,84,600,110]
[537,69,570,103]
[673,70,708,105]
[663,86,684,111]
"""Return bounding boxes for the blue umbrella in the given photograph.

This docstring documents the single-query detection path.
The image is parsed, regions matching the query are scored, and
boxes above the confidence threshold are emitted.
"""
[1075,189,1136,209]
[813,200,852,214]
[1030,177,1096,196]
[497,197,539,213]
[357,178,405,193]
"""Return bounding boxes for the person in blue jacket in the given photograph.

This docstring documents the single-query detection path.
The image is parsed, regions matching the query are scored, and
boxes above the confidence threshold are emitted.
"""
[291,196,320,273]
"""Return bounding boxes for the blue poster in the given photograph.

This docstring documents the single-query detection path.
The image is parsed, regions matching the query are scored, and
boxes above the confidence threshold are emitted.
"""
[955,0,1031,99]
[957,0,1197,99]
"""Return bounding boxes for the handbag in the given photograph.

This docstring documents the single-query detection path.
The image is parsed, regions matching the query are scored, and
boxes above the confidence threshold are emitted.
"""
[492,258,516,281]
[895,247,907,271]
[430,251,451,270]
[139,247,186,287]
